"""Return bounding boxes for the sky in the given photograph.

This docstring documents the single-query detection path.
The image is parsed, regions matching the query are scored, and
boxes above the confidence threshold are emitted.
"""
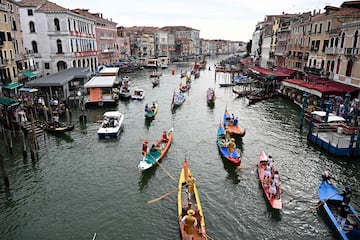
[52,0,346,42]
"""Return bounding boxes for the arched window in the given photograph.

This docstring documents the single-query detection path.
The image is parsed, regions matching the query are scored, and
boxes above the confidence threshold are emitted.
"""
[29,21,35,33]
[56,39,63,53]
[54,18,60,31]
[335,37,339,48]
[331,60,335,71]
[32,41,38,53]
[313,59,317,68]
[330,38,334,48]
[353,31,358,49]
[72,60,76,67]
[321,60,325,70]
[78,59,81,67]
[345,59,353,77]
[336,58,340,74]
[340,32,345,48]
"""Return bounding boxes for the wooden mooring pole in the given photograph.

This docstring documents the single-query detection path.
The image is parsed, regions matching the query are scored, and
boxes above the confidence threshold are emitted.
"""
[0,153,9,188]
[20,130,27,160]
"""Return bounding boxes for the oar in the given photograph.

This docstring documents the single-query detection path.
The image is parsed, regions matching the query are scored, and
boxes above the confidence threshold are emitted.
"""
[308,191,341,212]
[147,188,178,204]
[92,232,96,240]
[147,153,177,182]
[237,164,256,171]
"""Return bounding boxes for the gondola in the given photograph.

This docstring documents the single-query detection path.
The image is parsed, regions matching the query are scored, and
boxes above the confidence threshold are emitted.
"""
[216,123,241,166]
[177,159,207,240]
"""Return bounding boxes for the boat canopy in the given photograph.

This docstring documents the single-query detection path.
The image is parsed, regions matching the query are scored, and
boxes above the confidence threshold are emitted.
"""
[103,111,123,118]
[84,76,117,88]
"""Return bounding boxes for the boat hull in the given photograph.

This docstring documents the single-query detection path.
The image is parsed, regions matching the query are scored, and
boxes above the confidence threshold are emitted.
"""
[318,181,360,240]
[177,160,206,240]
[216,125,241,166]
[257,151,282,210]
[138,128,173,171]
[97,111,125,139]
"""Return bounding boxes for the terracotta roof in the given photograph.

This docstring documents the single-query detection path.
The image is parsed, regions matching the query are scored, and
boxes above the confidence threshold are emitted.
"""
[18,0,68,11]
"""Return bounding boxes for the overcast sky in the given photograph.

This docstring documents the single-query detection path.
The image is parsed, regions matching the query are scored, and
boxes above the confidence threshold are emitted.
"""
[52,0,345,42]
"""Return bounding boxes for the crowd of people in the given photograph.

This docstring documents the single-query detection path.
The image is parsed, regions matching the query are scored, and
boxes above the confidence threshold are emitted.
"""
[262,155,281,200]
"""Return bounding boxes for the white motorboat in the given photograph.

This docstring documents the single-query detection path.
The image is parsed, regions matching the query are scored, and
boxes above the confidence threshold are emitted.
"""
[97,111,125,139]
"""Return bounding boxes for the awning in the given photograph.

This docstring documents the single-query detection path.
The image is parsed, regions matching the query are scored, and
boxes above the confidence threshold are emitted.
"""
[19,87,38,93]
[0,97,19,107]
[249,66,290,78]
[282,79,344,98]
[23,71,37,78]
[3,82,23,90]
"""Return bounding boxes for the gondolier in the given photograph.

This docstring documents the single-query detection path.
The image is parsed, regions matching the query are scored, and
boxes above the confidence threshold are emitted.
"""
[181,209,197,240]
[187,174,195,200]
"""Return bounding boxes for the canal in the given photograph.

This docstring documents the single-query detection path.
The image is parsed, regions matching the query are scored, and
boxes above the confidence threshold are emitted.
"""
[0,56,359,240]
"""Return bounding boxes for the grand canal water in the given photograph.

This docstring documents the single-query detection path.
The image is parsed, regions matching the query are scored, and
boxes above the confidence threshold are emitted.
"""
[1,56,360,240]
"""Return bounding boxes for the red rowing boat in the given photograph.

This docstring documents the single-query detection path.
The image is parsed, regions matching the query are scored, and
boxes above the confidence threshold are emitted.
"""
[257,151,282,210]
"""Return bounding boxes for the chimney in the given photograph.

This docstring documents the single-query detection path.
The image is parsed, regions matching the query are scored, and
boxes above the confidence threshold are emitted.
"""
[313,9,316,16]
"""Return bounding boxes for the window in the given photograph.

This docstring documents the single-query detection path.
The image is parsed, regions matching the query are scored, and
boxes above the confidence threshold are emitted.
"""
[340,32,345,48]
[4,13,6,23]
[32,41,38,53]
[6,32,11,41]
[319,23,322,33]
[346,59,353,77]
[326,21,331,32]
[29,21,35,33]
[353,31,358,49]
[54,18,60,31]
[44,63,50,69]
[27,9,33,16]
[56,39,63,53]
[336,58,340,74]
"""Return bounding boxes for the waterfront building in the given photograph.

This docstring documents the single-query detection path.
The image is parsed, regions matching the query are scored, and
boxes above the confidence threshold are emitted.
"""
[116,26,130,60]
[18,0,98,76]
[154,31,168,58]
[0,0,25,87]
[71,9,119,67]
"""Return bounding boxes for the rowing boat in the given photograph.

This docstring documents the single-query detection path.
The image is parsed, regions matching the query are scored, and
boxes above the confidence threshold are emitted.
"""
[257,151,282,210]
[216,123,241,166]
[318,181,360,240]
[177,159,206,240]
[138,128,173,171]
[223,108,246,137]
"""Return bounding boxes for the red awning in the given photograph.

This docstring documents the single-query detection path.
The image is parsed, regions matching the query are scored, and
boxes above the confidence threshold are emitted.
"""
[282,79,349,97]
[240,58,252,65]
[312,79,358,94]
[249,66,290,78]
[273,66,297,76]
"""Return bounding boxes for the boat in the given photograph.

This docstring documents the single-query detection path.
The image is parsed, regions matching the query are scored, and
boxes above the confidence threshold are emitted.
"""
[138,128,174,171]
[219,82,235,87]
[152,78,160,88]
[206,88,215,104]
[83,75,119,107]
[223,109,246,137]
[178,159,207,240]
[119,79,131,100]
[44,122,74,134]
[247,90,275,104]
[216,123,241,166]
[131,88,145,101]
[150,71,162,78]
[171,91,186,110]
[97,111,125,139]
[145,102,158,119]
[317,181,360,240]
[257,151,282,210]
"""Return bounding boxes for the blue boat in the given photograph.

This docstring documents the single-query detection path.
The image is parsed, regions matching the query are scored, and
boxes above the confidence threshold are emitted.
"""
[318,181,360,240]
[216,123,241,166]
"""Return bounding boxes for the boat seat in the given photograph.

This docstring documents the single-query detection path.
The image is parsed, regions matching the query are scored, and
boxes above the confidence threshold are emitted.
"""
[182,192,188,209]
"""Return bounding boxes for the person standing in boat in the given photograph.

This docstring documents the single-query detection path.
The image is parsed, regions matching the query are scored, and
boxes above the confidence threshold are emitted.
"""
[225,127,231,141]
[161,130,168,149]
[337,202,350,230]
[322,168,331,184]
[142,141,149,156]
[181,209,197,240]
[269,178,277,199]
[186,174,195,200]
[341,186,352,205]
[227,138,236,155]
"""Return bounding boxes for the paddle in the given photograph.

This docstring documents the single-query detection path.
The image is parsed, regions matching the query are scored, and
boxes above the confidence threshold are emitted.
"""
[146,153,177,182]
[92,232,96,240]
[237,164,256,171]
[308,191,341,212]
[147,188,178,204]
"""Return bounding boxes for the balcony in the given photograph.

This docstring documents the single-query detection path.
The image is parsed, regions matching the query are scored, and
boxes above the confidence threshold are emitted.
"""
[343,48,360,56]
[0,58,8,67]
[304,66,321,75]
[325,47,338,55]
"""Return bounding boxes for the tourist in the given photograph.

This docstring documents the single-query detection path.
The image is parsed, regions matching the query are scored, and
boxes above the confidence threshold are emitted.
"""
[322,168,331,183]
[269,179,277,199]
